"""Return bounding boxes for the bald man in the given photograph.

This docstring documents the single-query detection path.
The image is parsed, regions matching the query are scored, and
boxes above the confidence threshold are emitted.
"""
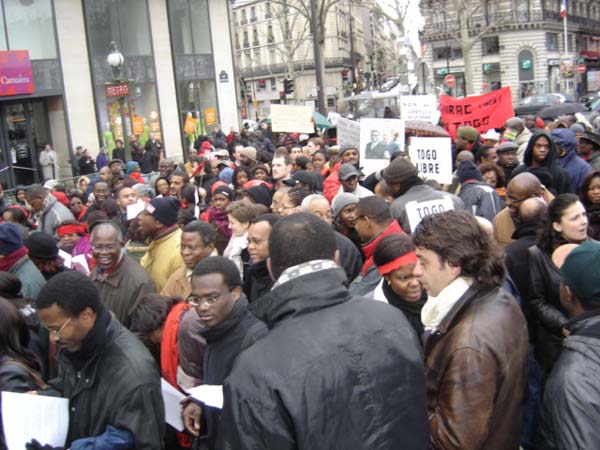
[505,117,532,162]
[493,172,553,246]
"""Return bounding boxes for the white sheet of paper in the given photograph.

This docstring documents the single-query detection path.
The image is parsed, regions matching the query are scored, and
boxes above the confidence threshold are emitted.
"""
[59,249,72,268]
[161,379,186,432]
[2,391,69,449]
[71,254,90,273]
[127,201,146,220]
[187,385,223,409]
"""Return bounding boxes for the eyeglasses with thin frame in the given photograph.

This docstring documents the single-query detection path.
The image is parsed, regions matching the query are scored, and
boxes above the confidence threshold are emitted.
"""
[186,289,232,308]
[44,317,72,337]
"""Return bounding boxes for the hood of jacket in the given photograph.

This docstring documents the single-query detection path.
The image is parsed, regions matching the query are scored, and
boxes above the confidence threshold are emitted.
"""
[251,267,352,329]
[523,130,558,168]
[551,128,578,166]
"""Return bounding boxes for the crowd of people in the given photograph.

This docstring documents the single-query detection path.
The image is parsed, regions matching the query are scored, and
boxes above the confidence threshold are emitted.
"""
[0,114,599,450]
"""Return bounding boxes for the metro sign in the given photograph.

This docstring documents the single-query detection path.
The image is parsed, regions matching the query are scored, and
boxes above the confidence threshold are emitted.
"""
[106,82,130,98]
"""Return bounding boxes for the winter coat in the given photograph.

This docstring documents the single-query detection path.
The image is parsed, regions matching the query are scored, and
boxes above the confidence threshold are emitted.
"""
[78,156,96,175]
[38,194,76,236]
[198,296,267,449]
[539,313,600,450]
[112,147,126,163]
[424,285,529,450]
[458,181,504,222]
[370,278,426,337]
[509,130,573,194]
[551,128,592,192]
[96,152,109,170]
[243,259,273,303]
[515,127,532,163]
[220,267,429,450]
[390,183,464,233]
[334,231,362,283]
[91,255,156,328]
[161,266,192,299]
[527,245,568,371]
[9,255,46,300]
[141,227,186,293]
[46,311,164,449]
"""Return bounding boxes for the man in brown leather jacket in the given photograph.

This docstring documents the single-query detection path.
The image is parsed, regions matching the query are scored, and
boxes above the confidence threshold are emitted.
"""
[413,210,529,450]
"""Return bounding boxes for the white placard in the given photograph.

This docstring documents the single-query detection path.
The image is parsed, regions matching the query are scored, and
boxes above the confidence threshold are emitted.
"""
[405,198,455,231]
[408,137,453,185]
[336,117,361,150]
[400,95,440,123]
[2,391,69,449]
[186,385,223,410]
[161,378,186,432]
[126,200,146,220]
[359,119,405,176]
[270,104,314,133]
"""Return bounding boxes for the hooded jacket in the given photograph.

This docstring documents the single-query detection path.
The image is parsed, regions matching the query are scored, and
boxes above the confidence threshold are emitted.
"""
[539,313,600,450]
[510,130,573,194]
[220,267,429,450]
[551,128,592,192]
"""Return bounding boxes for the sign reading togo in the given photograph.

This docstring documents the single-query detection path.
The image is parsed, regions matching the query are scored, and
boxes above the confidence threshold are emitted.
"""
[405,198,455,231]
[0,50,34,96]
[408,137,453,185]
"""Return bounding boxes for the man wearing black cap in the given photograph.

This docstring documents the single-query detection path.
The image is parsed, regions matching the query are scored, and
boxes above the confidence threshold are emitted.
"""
[383,158,463,232]
[335,163,373,199]
[0,223,45,299]
[579,130,600,171]
[139,197,186,292]
[108,159,124,178]
[26,231,69,280]
[539,241,600,449]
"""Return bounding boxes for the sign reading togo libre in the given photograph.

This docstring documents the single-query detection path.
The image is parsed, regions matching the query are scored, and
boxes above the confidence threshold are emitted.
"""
[0,50,34,96]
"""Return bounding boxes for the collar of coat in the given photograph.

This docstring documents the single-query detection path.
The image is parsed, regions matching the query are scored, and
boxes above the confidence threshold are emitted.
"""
[250,267,351,329]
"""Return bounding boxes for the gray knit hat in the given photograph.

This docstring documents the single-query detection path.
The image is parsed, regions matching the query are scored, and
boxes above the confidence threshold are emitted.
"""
[332,193,359,218]
[383,158,418,184]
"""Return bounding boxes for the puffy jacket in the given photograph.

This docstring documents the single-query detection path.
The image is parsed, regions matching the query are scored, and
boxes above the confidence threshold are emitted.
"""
[220,267,429,450]
[458,181,504,222]
[39,194,76,236]
[509,130,573,194]
[527,245,568,371]
[539,313,600,449]
[47,309,165,449]
[551,128,592,192]
[9,255,46,300]
[424,286,529,450]
[141,227,186,293]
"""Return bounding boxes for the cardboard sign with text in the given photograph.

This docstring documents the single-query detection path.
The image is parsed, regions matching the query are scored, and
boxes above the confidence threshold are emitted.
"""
[270,104,314,133]
[405,197,455,231]
[359,119,405,175]
[336,117,361,150]
[400,95,440,123]
[440,86,514,139]
[408,137,453,185]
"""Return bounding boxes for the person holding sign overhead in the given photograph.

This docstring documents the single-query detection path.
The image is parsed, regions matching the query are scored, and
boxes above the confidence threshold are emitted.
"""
[383,158,463,232]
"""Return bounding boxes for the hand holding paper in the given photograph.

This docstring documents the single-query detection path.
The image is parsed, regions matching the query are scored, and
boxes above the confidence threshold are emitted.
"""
[186,384,223,409]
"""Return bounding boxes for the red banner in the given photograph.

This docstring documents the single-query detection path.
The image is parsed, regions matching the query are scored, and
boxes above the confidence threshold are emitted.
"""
[440,86,514,139]
[0,50,34,96]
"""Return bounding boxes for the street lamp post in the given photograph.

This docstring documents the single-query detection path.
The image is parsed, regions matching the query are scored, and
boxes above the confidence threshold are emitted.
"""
[107,41,130,158]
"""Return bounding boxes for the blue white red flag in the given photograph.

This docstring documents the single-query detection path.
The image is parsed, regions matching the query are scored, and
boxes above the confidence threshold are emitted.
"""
[560,0,567,18]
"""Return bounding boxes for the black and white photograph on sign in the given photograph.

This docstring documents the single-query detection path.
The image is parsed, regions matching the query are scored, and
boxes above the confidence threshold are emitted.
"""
[359,119,405,175]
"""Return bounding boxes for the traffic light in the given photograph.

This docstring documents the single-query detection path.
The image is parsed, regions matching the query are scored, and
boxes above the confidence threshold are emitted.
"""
[283,77,294,95]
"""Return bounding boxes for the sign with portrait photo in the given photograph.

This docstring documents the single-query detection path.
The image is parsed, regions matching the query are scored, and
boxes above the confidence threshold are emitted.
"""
[359,119,405,175]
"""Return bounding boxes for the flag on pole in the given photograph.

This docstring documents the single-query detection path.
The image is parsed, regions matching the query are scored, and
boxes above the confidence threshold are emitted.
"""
[560,0,567,18]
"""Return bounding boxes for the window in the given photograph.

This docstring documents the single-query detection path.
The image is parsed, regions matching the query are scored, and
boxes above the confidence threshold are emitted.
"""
[254,48,261,63]
[243,31,249,47]
[250,6,256,22]
[269,48,276,64]
[258,79,266,91]
[434,47,451,60]
[270,78,276,91]
[267,25,274,43]
[481,36,499,55]
[546,33,558,51]
[5,0,57,59]
[235,33,240,49]
[253,29,259,46]
[241,9,247,24]
[265,2,271,18]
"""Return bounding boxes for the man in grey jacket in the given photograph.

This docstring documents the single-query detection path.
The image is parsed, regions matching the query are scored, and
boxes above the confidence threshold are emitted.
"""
[539,240,600,449]
[26,184,74,236]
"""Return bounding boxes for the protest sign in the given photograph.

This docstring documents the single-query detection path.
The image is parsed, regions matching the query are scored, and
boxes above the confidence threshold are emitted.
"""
[408,137,453,185]
[270,104,314,133]
[405,197,455,231]
[359,118,405,175]
[336,117,360,150]
[400,95,440,123]
[440,86,514,139]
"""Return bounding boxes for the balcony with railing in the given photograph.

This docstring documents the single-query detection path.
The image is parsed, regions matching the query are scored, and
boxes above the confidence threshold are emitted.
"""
[240,57,352,78]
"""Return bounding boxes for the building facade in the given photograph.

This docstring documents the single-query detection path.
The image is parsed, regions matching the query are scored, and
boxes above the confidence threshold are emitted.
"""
[231,0,399,118]
[0,0,239,190]
[420,0,600,102]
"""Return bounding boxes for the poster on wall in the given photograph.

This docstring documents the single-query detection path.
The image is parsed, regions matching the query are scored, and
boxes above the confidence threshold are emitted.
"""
[359,118,405,175]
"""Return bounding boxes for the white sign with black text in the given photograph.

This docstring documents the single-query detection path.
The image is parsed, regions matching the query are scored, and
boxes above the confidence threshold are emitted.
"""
[408,137,453,185]
[400,95,440,123]
[405,197,455,231]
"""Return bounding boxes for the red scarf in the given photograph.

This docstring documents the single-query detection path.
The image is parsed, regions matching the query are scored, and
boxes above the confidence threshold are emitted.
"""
[0,247,28,272]
[361,220,404,276]
[160,302,191,448]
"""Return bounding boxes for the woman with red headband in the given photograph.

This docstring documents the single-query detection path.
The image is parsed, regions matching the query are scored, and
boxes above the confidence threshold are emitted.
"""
[56,220,93,272]
[372,233,427,337]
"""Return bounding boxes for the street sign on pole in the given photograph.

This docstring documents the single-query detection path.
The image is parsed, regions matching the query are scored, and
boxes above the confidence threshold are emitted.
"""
[577,64,586,74]
[444,74,455,87]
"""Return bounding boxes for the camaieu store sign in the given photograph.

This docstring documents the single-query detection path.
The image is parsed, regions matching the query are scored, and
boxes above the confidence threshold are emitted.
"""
[0,50,34,96]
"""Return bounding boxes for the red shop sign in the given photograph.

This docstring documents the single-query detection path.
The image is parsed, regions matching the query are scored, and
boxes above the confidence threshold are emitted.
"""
[106,82,130,98]
[0,50,34,97]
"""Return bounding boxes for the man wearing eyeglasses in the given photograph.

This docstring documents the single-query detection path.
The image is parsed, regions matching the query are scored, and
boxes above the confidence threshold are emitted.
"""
[181,256,267,449]
[31,270,164,450]
[90,221,154,328]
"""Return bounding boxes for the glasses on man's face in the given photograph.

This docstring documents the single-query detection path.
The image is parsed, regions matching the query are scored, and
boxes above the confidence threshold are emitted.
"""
[44,317,72,338]
[186,290,230,308]
[505,195,530,209]
[92,244,119,253]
